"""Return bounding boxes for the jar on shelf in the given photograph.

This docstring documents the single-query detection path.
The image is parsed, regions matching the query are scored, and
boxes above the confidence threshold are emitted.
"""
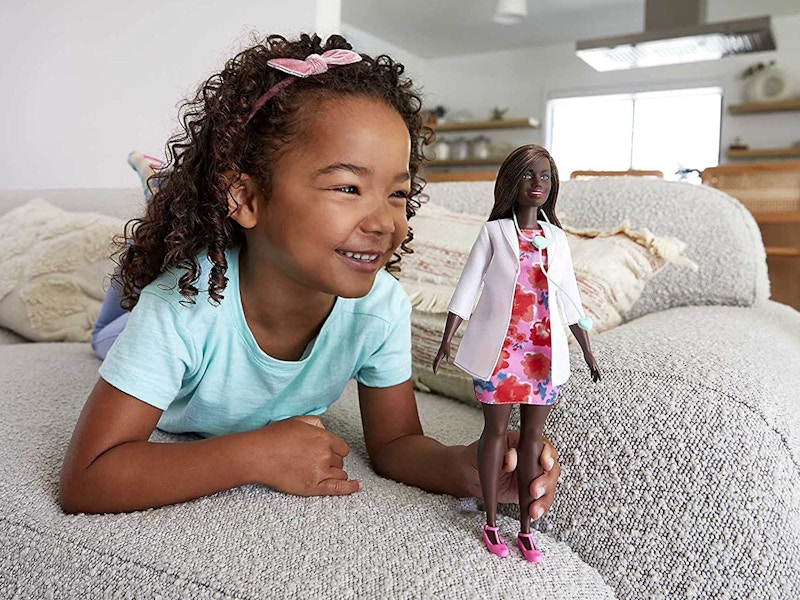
[432,138,450,160]
[470,135,491,159]
[451,137,470,160]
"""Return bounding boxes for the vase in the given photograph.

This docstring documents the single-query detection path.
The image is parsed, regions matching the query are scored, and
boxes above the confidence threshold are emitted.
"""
[744,66,793,103]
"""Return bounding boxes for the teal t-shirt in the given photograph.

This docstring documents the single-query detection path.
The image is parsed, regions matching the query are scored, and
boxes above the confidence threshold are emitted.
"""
[98,246,412,438]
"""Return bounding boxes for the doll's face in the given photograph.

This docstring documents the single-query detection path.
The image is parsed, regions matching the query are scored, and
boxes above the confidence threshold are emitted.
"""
[516,156,552,209]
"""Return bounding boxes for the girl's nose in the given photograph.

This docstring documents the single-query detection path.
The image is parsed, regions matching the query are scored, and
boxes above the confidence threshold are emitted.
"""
[361,200,397,235]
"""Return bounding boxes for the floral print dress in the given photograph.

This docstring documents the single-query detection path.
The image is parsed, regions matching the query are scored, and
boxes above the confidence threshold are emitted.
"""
[473,230,559,405]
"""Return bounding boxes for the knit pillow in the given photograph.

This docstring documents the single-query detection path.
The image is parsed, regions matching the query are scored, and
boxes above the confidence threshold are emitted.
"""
[0,199,125,342]
[401,202,696,402]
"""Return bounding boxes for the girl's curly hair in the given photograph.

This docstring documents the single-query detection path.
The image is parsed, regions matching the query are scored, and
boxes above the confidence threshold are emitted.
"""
[117,33,432,310]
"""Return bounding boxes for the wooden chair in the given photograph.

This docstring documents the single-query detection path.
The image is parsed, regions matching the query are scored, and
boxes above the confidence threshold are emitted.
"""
[701,160,800,310]
[570,169,664,179]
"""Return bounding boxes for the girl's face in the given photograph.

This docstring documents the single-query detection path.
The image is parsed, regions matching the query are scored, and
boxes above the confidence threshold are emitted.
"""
[516,156,552,210]
[254,95,411,299]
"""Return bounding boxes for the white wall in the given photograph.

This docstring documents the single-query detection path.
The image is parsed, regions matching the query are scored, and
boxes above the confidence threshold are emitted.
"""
[340,24,426,86]
[0,0,333,189]
[420,13,800,168]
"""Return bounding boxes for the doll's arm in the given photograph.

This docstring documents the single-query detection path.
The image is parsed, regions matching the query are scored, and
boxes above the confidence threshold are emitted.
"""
[569,324,601,382]
[557,230,600,382]
[447,225,492,320]
[433,225,492,372]
[432,312,463,373]
[555,229,585,325]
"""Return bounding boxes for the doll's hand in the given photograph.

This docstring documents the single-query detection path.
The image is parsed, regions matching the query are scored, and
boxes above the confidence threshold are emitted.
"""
[432,342,451,374]
[584,352,601,383]
[462,433,559,521]
[253,415,361,496]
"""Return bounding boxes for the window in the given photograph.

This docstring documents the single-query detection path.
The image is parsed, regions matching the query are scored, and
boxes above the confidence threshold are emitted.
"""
[547,87,722,181]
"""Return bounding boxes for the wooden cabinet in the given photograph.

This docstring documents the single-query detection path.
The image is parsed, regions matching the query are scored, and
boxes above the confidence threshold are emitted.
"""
[725,99,800,160]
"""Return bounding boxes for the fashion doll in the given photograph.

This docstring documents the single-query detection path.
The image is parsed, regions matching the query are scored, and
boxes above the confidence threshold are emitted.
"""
[433,144,601,562]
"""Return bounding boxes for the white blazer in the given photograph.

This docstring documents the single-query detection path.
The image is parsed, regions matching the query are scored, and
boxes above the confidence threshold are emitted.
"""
[448,218,584,385]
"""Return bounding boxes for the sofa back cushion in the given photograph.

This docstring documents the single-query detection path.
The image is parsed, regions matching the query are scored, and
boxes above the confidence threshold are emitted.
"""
[0,188,144,221]
[421,177,769,317]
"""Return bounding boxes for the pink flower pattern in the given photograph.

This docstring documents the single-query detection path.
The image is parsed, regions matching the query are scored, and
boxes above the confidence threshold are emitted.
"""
[474,230,559,405]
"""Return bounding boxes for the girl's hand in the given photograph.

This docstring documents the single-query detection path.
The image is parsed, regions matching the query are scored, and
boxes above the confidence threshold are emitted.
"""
[462,433,559,521]
[254,416,362,496]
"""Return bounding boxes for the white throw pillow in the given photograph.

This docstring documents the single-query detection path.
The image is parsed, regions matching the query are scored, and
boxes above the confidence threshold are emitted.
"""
[0,199,125,342]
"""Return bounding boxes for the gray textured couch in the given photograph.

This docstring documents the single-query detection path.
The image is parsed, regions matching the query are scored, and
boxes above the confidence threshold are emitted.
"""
[1,178,798,599]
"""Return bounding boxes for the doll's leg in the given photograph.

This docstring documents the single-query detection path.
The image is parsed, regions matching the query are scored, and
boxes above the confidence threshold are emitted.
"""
[479,403,514,557]
[479,404,514,531]
[517,404,553,534]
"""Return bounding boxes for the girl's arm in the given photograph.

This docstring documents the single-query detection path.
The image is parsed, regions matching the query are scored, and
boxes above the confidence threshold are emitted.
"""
[60,378,359,514]
[357,380,559,519]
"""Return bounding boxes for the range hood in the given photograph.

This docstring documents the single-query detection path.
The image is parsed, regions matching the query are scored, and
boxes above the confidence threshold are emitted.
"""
[576,0,776,71]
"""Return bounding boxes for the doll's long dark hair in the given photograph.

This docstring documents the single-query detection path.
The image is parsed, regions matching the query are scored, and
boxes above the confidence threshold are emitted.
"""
[488,144,562,227]
[116,33,431,310]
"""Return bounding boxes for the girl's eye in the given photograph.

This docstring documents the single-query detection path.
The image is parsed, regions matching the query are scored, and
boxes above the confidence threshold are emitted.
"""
[522,172,533,179]
[334,185,359,194]
[391,190,410,199]
[542,174,550,180]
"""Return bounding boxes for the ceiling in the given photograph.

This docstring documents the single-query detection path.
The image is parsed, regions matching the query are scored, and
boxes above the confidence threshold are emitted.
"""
[341,0,800,59]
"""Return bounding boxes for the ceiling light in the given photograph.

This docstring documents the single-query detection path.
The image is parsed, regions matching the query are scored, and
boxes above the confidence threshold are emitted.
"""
[577,18,775,71]
[493,0,527,25]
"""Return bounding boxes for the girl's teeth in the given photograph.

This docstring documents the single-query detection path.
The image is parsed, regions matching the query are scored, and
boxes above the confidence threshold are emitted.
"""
[343,251,378,261]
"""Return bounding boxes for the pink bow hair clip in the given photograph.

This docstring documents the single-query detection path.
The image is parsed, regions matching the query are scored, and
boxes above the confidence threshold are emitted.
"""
[267,49,362,77]
[246,49,363,123]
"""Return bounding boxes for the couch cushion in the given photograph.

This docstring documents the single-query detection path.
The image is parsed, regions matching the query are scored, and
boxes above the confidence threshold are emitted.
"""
[0,199,124,342]
[422,178,770,318]
[0,326,27,345]
[509,301,800,599]
[0,343,614,599]
[0,188,144,221]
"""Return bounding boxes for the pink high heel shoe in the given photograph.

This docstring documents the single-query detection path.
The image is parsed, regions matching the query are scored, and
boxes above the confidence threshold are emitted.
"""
[517,532,543,563]
[481,525,509,558]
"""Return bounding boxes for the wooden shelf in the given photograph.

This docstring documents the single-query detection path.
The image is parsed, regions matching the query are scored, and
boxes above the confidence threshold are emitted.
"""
[765,246,800,257]
[430,117,540,132]
[426,157,508,167]
[752,211,800,224]
[727,99,800,114]
[726,147,800,159]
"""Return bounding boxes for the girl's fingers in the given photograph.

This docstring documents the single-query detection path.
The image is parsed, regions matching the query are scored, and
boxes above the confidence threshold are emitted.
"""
[319,471,362,495]
[503,447,518,472]
[325,432,351,458]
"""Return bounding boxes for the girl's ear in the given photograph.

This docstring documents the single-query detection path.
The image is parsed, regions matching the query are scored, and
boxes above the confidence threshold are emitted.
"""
[224,171,260,229]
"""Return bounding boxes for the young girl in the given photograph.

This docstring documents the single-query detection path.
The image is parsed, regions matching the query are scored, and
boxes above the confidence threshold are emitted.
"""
[434,145,601,562]
[59,34,561,518]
